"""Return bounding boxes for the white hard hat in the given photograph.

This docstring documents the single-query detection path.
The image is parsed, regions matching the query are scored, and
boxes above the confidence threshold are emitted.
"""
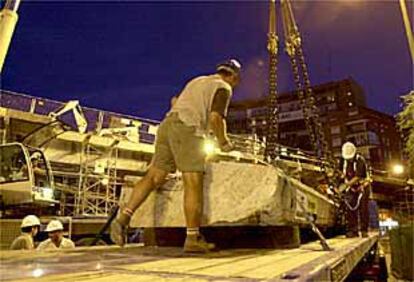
[21,215,40,228]
[217,59,242,76]
[45,220,64,232]
[342,142,356,160]
[30,152,42,160]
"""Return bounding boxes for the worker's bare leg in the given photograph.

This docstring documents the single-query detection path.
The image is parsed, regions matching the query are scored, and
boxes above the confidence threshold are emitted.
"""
[183,172,203,228]
[127,166,168,210]
[182,172,215,252]
[110,166,168,246]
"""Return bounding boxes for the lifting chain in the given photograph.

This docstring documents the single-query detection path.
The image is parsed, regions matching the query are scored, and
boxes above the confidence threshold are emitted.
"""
[287,49,318,155]
[265,0,280,161]
[280,0,335,168]
[297,46,334,164]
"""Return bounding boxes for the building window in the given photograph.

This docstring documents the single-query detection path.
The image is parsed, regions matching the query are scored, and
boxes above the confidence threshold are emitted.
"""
[383,150,388,160]
[368,131,380,145]
[332,137,342,147]
[331,126,340,135]
[347,133,368,146]
[327,103,337,110]
[347,122,366,133]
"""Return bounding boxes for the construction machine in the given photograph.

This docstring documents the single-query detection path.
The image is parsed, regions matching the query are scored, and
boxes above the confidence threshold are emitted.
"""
[0,100,88,215]
[0,142,56,211]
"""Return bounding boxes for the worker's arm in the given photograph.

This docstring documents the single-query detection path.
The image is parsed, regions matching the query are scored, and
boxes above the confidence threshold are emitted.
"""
[209,112,232,150]
[346,176,360,187]
[208,88,233,152]
[33,167,45,175]
[344,158,368,187]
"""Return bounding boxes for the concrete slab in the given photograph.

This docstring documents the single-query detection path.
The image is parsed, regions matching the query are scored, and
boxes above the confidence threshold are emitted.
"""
[126,162,336,228]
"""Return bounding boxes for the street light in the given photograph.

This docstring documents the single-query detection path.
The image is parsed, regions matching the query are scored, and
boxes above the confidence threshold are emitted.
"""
[392,164,404,175]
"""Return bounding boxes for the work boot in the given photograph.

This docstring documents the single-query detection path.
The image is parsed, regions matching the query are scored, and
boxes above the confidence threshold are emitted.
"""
[361,231,368,238]
[183,234,216,253]
[110,208,131,247]
[110,219,127,246]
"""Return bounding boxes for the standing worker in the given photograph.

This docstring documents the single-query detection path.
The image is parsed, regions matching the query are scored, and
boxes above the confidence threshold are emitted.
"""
[10,215,40,250]
[37,220,75,250]
[111,59,241,253]
[340,142,371,238]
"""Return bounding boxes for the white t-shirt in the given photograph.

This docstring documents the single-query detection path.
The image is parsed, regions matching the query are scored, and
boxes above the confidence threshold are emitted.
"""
[170,74,232,136]
[37,237,75,250]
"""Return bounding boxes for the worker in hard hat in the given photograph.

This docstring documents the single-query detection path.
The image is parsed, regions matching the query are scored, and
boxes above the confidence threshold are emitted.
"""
[37,220,75,250]
[111,59,241,253]
[339,142,371,238]
[10,215,40,250]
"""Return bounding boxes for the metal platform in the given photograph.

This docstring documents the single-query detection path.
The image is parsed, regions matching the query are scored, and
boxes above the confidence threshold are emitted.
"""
[0,233,378,281]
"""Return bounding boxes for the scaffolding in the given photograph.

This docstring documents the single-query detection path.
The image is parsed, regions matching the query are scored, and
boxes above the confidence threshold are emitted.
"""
[0,90,158,217]
[76,136,120,217]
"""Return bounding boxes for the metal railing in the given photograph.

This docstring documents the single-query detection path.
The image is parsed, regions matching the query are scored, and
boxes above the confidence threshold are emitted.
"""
[0,89,159,144]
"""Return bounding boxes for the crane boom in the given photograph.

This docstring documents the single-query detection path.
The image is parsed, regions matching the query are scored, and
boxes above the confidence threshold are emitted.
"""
[0,0,21,73]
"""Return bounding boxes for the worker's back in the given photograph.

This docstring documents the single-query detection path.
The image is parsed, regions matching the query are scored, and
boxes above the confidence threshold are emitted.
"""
[170,74,231,136]
[10,233,34,250]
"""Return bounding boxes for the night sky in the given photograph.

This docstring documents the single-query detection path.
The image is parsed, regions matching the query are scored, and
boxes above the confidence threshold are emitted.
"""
[1,0,412,120]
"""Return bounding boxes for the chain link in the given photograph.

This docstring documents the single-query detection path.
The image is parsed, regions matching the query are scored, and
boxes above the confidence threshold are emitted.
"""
[296,47,334,165]
[265,40,279,161]
[265,0,335,169]
[287,52,318,154]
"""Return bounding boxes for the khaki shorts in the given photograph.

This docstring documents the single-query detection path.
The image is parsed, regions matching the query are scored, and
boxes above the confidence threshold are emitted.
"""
[152,114,205,173]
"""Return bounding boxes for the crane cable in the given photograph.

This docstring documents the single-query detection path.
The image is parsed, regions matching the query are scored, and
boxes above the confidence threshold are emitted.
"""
[265,0,280,162]
[280,0,334,168]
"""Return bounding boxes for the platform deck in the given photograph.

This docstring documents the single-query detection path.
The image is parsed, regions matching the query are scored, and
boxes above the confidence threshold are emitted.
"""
[0,233,378,281]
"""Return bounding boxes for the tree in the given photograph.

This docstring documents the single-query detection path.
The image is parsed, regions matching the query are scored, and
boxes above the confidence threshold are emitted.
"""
[397,91,414,178]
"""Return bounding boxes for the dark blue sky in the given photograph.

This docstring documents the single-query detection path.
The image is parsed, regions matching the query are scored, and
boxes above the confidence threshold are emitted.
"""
[1,0,412,120]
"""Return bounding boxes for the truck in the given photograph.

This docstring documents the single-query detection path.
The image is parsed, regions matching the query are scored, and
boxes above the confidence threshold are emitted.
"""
[0,1,390,280]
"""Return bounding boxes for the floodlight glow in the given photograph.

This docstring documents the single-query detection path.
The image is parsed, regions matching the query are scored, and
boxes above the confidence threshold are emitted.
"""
[392,164,404,175]
[101,177,109,186]
[32,268,44,278]
[203,139,216,155]
[42,187,54,200]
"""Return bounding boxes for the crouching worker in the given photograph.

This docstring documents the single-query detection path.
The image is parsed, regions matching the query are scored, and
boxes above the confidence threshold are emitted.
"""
[37,220,75,250]
[10,215,40,250]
